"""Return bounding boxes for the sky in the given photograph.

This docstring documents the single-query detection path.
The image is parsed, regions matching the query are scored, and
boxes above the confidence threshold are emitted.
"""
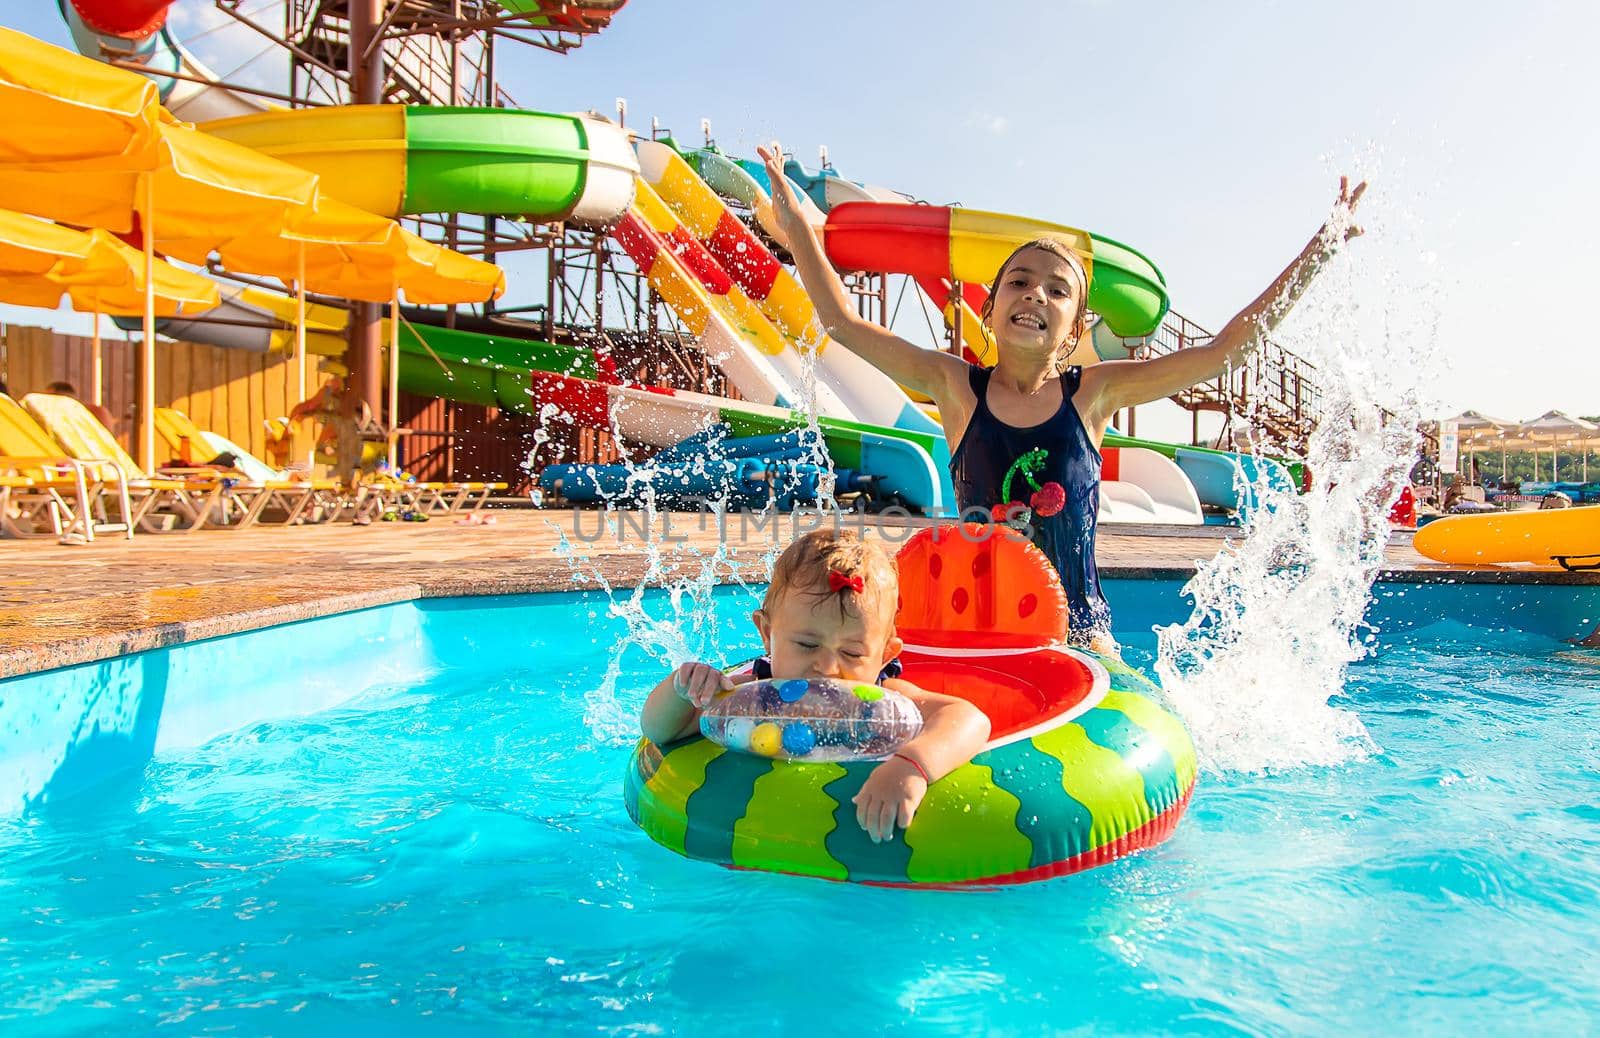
[5,1,1596,442]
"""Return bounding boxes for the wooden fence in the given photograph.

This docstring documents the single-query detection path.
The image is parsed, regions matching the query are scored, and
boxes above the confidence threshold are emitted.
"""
[1,321,615,491]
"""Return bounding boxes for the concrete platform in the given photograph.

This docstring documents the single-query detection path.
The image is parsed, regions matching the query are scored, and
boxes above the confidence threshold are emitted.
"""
[2,508,1595,679]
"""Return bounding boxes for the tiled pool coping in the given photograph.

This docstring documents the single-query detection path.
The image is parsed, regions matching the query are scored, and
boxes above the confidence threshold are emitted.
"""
[2,508,1596,679]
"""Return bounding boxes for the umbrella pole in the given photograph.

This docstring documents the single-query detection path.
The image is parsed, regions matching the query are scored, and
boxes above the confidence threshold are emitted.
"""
[91,311,103,407]
[388,288,399,471]
[297,243,309,467]
[141,174,156,474]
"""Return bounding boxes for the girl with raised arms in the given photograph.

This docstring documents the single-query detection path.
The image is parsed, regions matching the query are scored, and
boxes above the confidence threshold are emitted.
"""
[758,145,1364,651]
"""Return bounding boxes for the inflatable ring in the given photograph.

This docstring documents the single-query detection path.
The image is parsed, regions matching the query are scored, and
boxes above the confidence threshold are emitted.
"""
[624,525,1197,887]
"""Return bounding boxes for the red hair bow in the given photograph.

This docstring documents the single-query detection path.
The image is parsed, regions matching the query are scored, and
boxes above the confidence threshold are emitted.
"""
[828,570,864,594]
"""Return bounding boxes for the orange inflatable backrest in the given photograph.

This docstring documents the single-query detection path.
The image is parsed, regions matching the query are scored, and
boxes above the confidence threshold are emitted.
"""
[893,524,1070,648]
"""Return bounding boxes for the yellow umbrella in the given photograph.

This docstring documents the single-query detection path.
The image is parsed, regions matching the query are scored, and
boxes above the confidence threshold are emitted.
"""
[0,121,320,469]
[0,31,327,469]
[392,229,506,306]
[0,207,127,282]
[0,213,216,316]
[249,220,505,466]
[0,26,165,170]
[0,120,319,241]
[0,207,220,411]
[170,196,503,466]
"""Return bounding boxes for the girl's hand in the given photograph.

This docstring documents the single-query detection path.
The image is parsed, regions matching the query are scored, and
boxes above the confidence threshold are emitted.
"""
[1324,175,1367,246]
[851,757,929,843]
[671,662,733,709]
[755,143,809,250]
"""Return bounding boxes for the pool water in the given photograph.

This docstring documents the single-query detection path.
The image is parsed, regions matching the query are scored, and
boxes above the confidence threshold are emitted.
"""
[1,590,1597,1034]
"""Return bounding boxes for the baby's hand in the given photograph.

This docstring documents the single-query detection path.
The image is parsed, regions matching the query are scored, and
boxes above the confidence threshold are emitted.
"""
[851,756,929,843]
[671,662,733,709]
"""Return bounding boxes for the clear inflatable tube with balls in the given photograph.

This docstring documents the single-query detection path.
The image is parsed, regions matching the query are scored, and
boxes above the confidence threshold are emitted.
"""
[699,678,923,762]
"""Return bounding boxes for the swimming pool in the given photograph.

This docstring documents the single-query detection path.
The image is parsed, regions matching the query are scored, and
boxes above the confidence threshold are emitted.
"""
[1,583,1597,1033]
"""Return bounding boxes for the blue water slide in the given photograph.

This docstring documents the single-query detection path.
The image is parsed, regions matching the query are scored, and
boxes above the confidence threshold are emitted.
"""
[1173,447,1296,518]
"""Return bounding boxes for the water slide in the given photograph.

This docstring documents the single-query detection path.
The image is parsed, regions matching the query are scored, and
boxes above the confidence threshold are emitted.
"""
[587,189,952,510]
[611,176,840,413]
[64,7,1206,519]
[148,283,348,357]
[1103,434,1296,518]
[58,0,264,122]
[635,141,942,438]
[182,107,954,511]
[702,150,1000,369]
[201,105,638,229]
[59,1,627,122]
[389,311,949,513]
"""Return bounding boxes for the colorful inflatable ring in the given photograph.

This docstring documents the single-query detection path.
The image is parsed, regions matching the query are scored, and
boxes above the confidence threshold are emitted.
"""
[625,525,1197,887]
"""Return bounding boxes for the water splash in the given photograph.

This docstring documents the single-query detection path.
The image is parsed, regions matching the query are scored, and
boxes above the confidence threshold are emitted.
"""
[1156,169,1440,774]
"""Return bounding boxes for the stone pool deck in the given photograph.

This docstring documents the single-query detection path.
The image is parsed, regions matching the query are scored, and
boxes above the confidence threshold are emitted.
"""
[2,508,1595,678]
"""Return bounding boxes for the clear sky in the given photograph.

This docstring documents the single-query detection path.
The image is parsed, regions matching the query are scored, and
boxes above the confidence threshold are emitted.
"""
[5,1,1596,436]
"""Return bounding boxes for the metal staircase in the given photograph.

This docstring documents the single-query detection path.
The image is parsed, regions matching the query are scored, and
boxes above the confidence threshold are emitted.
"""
[1132,310,1323,455]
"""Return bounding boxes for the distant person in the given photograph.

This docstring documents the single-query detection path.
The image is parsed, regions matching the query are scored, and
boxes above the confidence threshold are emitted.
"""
[45,381,115,431]
[1540,491,1572,510]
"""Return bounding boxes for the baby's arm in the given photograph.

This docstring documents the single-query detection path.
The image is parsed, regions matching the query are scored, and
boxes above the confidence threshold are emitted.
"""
[640,662,735,745]
[852,683,992,843]
[757,146,967,402]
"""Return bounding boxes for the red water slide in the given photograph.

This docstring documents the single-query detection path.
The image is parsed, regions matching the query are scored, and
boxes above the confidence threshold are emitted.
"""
[67,0,171,39]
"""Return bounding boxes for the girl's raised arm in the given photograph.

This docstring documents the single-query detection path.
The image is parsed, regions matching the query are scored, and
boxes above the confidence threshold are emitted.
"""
[758,145,967,402]
[1081,178,1366,421]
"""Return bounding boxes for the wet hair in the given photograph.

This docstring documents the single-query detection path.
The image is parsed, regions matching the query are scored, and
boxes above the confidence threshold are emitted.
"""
[762,529,898,625]
[46,380,78,396]
[979,238,1090,372]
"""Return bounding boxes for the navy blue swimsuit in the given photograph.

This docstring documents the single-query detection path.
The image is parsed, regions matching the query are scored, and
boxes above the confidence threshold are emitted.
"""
[948,364,1111,643]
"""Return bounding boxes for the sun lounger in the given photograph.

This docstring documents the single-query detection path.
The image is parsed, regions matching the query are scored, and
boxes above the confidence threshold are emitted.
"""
[21,392,227,533]
[0,393,133,542]
[154,407,343,526]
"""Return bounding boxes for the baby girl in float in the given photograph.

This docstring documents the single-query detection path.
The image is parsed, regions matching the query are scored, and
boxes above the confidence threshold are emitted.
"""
[639,529,991,844]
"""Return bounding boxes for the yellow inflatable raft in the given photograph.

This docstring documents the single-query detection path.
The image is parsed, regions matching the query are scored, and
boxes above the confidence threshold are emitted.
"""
[1413,507,1599,569]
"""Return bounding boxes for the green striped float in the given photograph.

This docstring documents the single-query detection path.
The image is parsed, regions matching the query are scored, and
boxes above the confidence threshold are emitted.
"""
[625,647,1196,887]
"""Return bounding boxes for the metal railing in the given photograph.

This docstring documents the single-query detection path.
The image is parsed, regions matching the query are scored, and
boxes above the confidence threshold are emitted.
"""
[1136,309,1321,452]
[1136,309,1435,460]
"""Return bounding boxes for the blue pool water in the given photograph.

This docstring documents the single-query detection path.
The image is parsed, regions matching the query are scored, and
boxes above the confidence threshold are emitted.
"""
[1,587,1597,1034]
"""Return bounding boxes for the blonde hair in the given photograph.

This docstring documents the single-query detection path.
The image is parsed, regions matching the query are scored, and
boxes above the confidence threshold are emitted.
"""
[762,529,898,624]
[979,238,1091,372]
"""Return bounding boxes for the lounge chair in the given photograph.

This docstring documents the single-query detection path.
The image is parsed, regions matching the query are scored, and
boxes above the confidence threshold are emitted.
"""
[154,407,343,526]
[0,392,133,542]
[21,392,228,532]
[261,416,506,520]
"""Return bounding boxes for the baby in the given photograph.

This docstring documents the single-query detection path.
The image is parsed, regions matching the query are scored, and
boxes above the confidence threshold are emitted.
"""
[640,529,991,843]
